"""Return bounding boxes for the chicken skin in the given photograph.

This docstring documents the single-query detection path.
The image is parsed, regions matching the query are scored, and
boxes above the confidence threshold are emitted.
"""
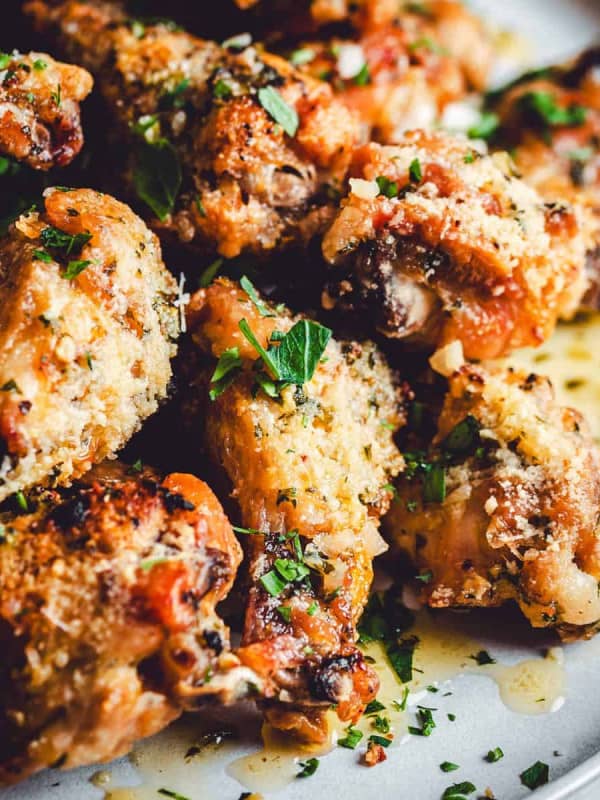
[0,187,178,501]
[26,0,361,259]
[322,130,592,360]
[185,278,405,741]
[277,0,493,144]
[386,363,600,640]
[0,465,252,785]
[0,49,92,170]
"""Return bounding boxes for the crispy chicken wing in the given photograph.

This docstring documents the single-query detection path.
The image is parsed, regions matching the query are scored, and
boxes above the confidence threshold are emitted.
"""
[322,131,591,359]
[26,0,360,259]
[386,363,600,640]
[0,187,178,501]
[0,49,92,170]
[185,278,405,741]
[488,48,600,306]
[0,466,251,785]
[278,0,492,144]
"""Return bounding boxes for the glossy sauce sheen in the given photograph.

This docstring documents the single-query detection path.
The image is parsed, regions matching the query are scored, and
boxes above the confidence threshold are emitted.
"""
[102,314,600,798]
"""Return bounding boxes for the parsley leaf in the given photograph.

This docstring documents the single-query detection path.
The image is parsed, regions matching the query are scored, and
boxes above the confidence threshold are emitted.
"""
[468,111,499,140]
[209,346,243,400]
[519,91,587,128]
[296,757,319,778]
[469,650,496,666]
[442,782,476,799]
[409,158,422,183]
[64,259,92,280]
[258,86,299,137]
[408,706,436,736]
[440,762,460,772]
[338,725,363,749]
[441,415,480,457]
[40,226,92,256]
[240,275,275,317]
[158,790,191,800]
[486,747,504,763]
[133,137,181,221]
[376,175,399,198]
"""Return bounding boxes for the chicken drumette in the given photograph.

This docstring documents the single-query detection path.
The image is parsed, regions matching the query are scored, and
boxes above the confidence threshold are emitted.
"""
[0,187,178,501]
[386,362,600,639]
[26,0,361,259]
[185,278,405,741]
[322,130,592,359]
[0,465,252,785]
[0,49,92,170]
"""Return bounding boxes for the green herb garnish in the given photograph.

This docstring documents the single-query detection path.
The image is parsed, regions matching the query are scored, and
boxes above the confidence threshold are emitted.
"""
[408,706,436,737]
[376,175,399,198]
[258,86,299,137]
[240,275,275,317]
[486,747,504,763]
[338,725,363,749]
[209,346,243,400]
[409,158,423,183]
[440,762,460,772]
[64,259,92,280]
[470,650,496,666]
[520,761,549,790]
[519,91,587,128]
[133,137,181,221]
[296,757,319,778]
[442,782,476,799]
[468,111,499,140]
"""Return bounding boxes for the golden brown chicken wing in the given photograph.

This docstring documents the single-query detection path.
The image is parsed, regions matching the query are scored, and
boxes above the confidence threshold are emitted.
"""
[322,130,592,359]
[0,187,178,501]
[487,48,600,305]
[0,466,252,785]
[0,49,92,170]
[278,0,493,144]
[386,363,600,640]
[184,278,405,741]
[26,0,361,259]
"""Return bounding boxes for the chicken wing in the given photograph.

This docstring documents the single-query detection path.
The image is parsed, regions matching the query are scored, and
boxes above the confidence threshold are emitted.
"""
[322,130,592,359]
[386,363,600,640]
[0,187,178,501]
[0,49,92,170]
[487,48,600,306]
[0,465,252,785]
[26,0,361,259]
[276,0,493,144]
[184,278,405,741]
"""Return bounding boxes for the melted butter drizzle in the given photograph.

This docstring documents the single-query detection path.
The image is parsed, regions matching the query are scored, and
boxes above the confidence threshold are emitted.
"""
[102,611,565,799]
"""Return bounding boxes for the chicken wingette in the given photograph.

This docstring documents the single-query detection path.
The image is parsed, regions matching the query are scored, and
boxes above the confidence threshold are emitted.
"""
[386,363,600,640]
[0,465,253,785]
[0,49,92,170]
[322,130,593,359]
[185,278,405,742]
[26,0,361,259]
[0,187,178,501]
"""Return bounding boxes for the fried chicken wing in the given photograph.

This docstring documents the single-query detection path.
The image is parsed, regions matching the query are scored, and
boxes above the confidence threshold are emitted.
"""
[322,130,591,359]
[0,466,251,785]
[386,363,600,639]
[26,0,360,259]
[278,0,492,144]
[488,48,600,306]
[0,187,178,501]
[0,50,92,170]
[185,278,405,741]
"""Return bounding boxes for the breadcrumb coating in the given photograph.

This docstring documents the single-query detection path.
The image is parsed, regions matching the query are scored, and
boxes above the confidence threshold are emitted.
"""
[386,364,600,639]
[0,466,250,785]
[0,187,178,500]
[185,278,405,741]
[26,0,361,258]
[0,49,92,170]
[322,130,591,359]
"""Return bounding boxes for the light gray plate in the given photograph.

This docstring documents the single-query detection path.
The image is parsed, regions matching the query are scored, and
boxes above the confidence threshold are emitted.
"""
[3,2,600,799]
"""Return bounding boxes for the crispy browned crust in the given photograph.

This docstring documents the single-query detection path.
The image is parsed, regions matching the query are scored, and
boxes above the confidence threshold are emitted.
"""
[0,50,92,170]
[0,467,249,785]
[386,364,600,639]
[279,1,492,144]
[26,0,361,259]
[185,278,405,741]
[322,130,591,359]
[0,188,178,500]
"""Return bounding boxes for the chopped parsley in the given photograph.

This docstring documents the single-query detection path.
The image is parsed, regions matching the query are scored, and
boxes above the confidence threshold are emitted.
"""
[1,379,20,393]
[257,86,299,137]
[520,760,549,790]
[307,600,318,615]
[290,47,316,66]
[376,175,399,198]
[277,604,292,623]
[354,62,370,86]
[15,491,28,513]
[133,135,181,221]
[338,725,363,749]
[158,790,191,800]
[296,757,319,778]
[160,77,190,110]
[40,226,92,256]
[199,257,223,288]
[440,762,460,772]
[486,746,504,763]
[259,570,288,597]
[209,346,243,400]
[467,111,499,141]
[518,90,587,129]
[51,84,61,108]
[441,415,481,457]
[238,317,331,395]
[213,79,233,99]
[365,699,386,715]
[240,275,275,317]
[469,650,496,666]
[368,734,392,748]
[409,158,423,183]
[259,555,309,597]
[415,570,433,583]
[464,151,476,164]
[33,58,47,71]
[221,32,252,50]
[442,782,476,799]
[408,706,436,737]
[63,259,92,280]
[392,687,410,712]
[422,462,446,503]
